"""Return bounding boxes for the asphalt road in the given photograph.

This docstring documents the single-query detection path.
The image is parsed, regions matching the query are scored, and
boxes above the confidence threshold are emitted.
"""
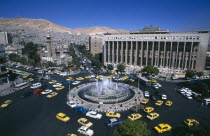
[0,71,210,136]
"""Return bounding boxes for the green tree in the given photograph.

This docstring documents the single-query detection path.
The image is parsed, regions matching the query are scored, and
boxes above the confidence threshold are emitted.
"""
[114,119,151,136]
[185,70,196,79]
[107,64,114,71]
[117,63,125,73]
[142,66,159,75]
[196,72,204,78]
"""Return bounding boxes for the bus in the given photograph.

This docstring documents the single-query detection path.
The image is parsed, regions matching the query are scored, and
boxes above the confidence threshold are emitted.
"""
[137,76,151,87]
[14,81,29,91]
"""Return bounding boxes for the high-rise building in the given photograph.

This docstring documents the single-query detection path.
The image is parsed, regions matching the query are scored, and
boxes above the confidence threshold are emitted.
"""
[103,26,210,73]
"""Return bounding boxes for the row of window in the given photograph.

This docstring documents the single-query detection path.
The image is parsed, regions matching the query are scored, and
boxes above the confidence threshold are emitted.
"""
[106,35,200,41]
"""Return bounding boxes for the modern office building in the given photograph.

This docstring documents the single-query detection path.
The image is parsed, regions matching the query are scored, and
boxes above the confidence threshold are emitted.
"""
[89,35,103,55]
[103,26,210,73]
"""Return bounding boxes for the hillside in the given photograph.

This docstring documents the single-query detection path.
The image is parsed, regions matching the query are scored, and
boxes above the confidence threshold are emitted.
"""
[0,17,128,35]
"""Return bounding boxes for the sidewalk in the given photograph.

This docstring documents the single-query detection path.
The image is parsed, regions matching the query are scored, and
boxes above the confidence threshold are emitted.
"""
[0,83,14,96]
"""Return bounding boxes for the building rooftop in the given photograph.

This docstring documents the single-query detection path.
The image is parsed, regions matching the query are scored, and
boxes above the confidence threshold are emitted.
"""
[104,26,210,35]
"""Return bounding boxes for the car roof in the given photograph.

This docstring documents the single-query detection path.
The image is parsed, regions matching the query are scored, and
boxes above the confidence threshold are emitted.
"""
[89,111,97,114]
[57,113,65,116]
[110,118,117,122]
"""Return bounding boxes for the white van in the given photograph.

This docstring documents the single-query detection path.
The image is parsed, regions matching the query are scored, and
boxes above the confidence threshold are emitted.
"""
[30,83,42,89]
[203,98,210,105]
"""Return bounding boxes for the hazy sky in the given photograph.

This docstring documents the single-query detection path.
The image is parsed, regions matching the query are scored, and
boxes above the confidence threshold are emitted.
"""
[1,0,210,31]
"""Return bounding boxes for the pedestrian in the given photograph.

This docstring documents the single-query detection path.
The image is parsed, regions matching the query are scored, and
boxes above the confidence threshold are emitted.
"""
[201,102,203,107]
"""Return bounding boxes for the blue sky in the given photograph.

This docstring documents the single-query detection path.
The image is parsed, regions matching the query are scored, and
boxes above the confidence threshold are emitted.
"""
[1,0,210,31]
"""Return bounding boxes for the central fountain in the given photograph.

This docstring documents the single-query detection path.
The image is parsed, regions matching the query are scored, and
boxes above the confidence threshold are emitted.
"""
[67,76,144,112]
[77,77,134,104]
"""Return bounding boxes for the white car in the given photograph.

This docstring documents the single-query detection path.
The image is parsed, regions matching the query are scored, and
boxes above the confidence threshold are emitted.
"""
[67,101,77,108]
[161,94,167,100]
[152,84,159,89]
[78,126,94,136]
[30,83,42,89]
[184,94,193,99]
[91,75,95,78]
[156,83,162,87]
[86,111,102,119]
[72,81,80,85]
[41,89,52,94]
[60,72,68,76]
[144,91,150,97]
[52,83,62,87]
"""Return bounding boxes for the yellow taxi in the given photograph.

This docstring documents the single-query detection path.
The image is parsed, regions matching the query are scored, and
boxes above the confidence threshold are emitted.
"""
[66,77,73,81]
[165,100,173,107]
[128,113,142,121]
[151,79,157,83]
[146,112,159,120]
[49,80,57,84]
[144,107,154,113]
[141,98,149,104]
[78,118,93,127]
[66,134,77,136]
[56,113,70,122]
[107,76,112,79]
[28,78,34,82]
[154,123,172,133]
[106,111,121,118]
[96,75,103,79]
[55,86,65,91]
[130,79,135,82]
[184,119,199,127]
[76,77,84,80]
[122,76,129,80]
[155,100,164,106]
[1,100,13,108]
[46,92,58,98]
[85,76,91,79]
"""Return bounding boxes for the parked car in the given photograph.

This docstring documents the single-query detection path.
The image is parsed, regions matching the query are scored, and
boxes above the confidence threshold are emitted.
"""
[106,111,121,118]
[78,118,93,128]
[106,118,123,127]
[41,89,52,95]
[161,94,167,100]
[72,81,80,85]
[77,126,94,136]
[46,92,58,98]
[144,91,150,97]
[67,101,77,108]
[184,119,199,127]
[146,112,159,120]
[86,111,102,119]
[154,123,172,133]
[128,113,142,121]
[30,83,42,89]
[155,100,164,106]
[34,89,43,94]
[165,100,173,106]
[74,106,88,113]
[144,107,154,113]
[56,113,70,122]
[52,83,62,87]
[1,100,13,108]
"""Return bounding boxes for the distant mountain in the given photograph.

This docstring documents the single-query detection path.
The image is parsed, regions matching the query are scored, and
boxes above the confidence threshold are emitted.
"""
[74,26,128,35]
[0,17,128,35]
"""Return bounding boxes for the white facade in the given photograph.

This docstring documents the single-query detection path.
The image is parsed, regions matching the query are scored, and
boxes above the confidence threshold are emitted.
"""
[103,31,210,73]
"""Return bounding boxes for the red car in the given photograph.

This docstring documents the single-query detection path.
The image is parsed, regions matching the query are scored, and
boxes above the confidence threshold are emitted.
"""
[34,89,43,94]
